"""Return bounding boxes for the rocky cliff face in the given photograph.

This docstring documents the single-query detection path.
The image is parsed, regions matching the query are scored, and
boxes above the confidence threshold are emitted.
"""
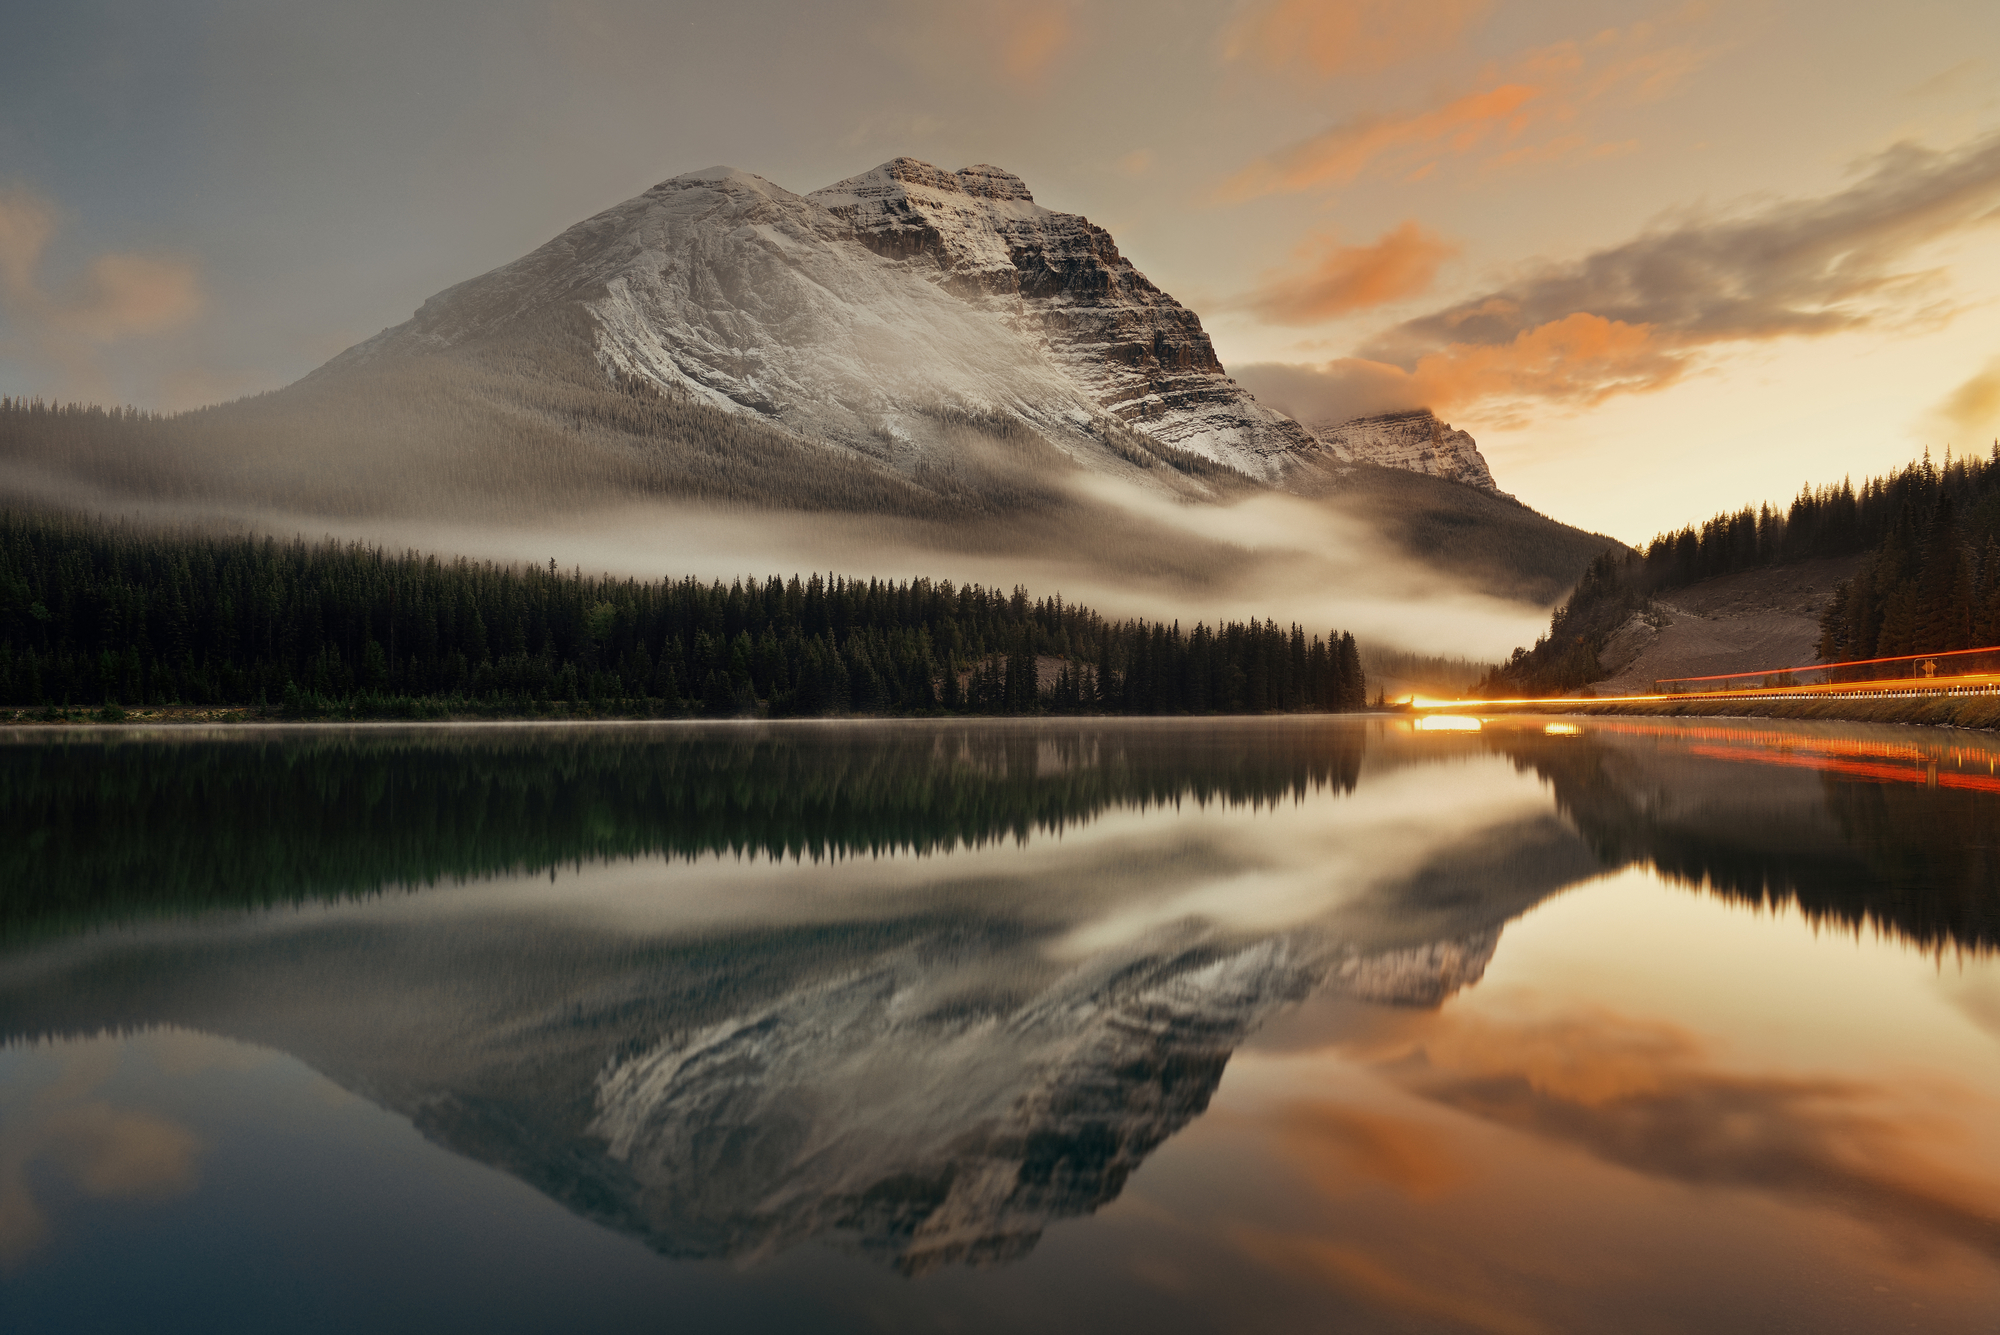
[808,159,1318,480]
[1307,409,1506,495]
[324,159,1317,488]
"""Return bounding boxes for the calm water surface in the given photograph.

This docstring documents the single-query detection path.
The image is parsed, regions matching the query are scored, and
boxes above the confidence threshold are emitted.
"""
[2,716,1997,1333]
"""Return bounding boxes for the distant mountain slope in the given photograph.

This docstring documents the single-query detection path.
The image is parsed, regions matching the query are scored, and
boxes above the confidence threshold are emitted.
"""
[1591,557,1863,695]
[1308,462,1622,604]
[1304,409,1504,495]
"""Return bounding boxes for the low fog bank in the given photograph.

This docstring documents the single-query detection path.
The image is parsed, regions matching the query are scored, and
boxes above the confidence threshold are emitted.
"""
[0,327,1615,665]
[0,457,1557,662]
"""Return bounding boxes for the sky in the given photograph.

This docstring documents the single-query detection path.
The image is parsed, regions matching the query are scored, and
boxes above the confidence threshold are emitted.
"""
[1,0,1998,543]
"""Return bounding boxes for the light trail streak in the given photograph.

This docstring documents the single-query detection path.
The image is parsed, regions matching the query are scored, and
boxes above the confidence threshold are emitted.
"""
[1408,706,2000,790]
[1656,641,2000,687]
[1405,670,2000,711]
[1395,643,2000,712]
[1681,744,2000,793]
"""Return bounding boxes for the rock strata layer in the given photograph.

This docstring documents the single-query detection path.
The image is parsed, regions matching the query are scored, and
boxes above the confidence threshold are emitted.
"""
[809,159,1317,479]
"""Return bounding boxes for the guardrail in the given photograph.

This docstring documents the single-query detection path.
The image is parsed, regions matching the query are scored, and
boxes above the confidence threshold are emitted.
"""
[1408,644,2000,711]
[1651,644,2000,694]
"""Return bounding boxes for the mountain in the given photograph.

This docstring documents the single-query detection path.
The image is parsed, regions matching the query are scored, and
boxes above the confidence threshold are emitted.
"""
[0,157,1622,609]
[1304,409,1505,495]
[318,158,1313,495]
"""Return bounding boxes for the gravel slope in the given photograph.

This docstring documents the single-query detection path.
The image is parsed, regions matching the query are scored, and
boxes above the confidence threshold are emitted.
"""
[1593,555,1864,695]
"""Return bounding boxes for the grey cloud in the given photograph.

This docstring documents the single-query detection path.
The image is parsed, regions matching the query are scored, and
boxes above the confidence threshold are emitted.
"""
[1230,359,1424,427]
[1366,131,2000,365]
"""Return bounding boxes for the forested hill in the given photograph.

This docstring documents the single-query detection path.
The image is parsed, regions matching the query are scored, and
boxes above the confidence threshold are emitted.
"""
[1482,447,2000,696]
[0,510,1366,717]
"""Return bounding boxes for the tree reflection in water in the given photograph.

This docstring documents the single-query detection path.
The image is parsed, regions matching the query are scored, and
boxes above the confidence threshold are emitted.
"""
[0,716,1994,1308]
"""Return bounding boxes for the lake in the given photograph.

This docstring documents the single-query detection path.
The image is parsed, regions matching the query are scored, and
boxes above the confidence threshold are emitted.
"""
[2,716,1997,1333]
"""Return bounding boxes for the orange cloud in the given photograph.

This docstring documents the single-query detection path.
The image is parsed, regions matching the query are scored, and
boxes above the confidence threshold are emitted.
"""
[1275,1103,1468,1199]
[1253,314,1679,423]
[1000,3,1072,83]
[45,1103,202,1200]
[0,189,56,297]
[1393,1007,1701,1106]
[1223,21,1715,201]
[1287,130,2000,418]
[1404,313,1683,413]
[1223,0,1493,78]
[1223,84,1540,200]
[59,253,204,339]
[0,1046,204,1268]
[1248,221,1459,324]
[0,186,203,341]
[1232,1225,1550,1335]
[1243,130,2000,427]
[0,184,207,404]
[1350,1004,2000,1261]
[1931,357,2000,439]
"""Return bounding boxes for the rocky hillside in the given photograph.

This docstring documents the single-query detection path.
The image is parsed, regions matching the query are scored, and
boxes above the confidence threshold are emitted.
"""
[1591,557,1863,695]
[1305,409,1505,495]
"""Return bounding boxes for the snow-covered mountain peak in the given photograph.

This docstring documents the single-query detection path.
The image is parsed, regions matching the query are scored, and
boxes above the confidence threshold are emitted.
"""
[1307,408,1509,496]
[952,162,1036,202]
[807,158,1052,285]
[648,165,777,192]
[804,157,1318,478]
[813,157,1040,208]
[320,156,1322,488]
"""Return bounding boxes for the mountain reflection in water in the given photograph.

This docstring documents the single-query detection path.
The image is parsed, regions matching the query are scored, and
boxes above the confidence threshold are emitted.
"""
[1,716,1996,1328]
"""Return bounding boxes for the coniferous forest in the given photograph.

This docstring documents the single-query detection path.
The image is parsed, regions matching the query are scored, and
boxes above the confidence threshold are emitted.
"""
[1483,446,2000,695]
[0,509,1367,717]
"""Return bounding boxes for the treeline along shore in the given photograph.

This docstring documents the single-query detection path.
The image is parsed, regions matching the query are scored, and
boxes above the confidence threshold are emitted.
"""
[0,509,1367,718]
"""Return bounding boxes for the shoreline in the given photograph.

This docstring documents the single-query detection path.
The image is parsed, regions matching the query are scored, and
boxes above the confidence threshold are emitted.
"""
[0,704,1388,729]
[7,699,2000,731]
